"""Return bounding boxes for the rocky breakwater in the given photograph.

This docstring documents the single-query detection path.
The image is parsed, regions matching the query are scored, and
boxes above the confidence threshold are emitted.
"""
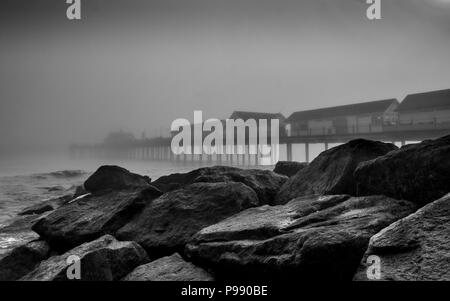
[22,235,149,281]
[32,165,163,252]
[354,193,450,281]
[1,135,450,281]
[2,165,284,280]
[152,166,287,205]
[275,139,397,205]
[115,181,260,259]
[355,135,450,206]
[185,195,416,280]
[116,166,287,258]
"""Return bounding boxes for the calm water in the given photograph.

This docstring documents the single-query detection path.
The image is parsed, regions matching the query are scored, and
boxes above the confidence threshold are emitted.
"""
[0,152,272,226]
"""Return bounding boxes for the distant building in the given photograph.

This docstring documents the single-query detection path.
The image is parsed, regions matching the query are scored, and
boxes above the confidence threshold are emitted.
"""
[229,111,285,122]
[396,89,450,126]
[286,99,399,136]
[229,111,287,137]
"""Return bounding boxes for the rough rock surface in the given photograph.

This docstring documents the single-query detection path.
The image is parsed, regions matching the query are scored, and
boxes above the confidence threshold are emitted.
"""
[186,195,416,280]
[32,186,163,251]
[151,166,287,205]
[0,240,50,281]
[273,161,308,177]
[84,165,151,193]
[117,182,260,258]
[354,193,450,281]
[275,139,397,205]
[123,253,213,281]
[21,235,149,281]
[355,135,450,205]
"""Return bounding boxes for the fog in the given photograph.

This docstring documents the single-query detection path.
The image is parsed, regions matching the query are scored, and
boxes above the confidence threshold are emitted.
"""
[1,0,450,154]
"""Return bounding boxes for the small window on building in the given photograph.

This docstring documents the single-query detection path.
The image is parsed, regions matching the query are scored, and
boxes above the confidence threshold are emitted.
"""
[372,115,382,126]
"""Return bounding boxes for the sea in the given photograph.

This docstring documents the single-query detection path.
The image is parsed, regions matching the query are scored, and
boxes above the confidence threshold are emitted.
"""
[0,152,272,227]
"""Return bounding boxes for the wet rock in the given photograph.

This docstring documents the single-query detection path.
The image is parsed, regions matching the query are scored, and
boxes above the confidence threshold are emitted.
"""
[354,193,450,281]
[116,182,260,258]
[0,215,42,259]
[152,166,287,205]
[186,195,416,281]
[273,161,308,177]
[84,165,151,193]
[0,240,50,281]
[123,253,213,281]
[19,204,54,216]
[32,186,163,252]
[21,235,149,281]
[355,135,450,205]
[275,139,397,205]
[18,194,73,216]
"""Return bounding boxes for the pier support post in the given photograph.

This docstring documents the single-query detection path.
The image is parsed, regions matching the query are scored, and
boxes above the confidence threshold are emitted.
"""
[256,148,260,166]
[287,143,292,161]
[305,143,310,163]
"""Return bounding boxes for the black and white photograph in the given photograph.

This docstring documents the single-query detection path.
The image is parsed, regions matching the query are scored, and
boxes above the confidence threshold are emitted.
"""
[0,0,449,289]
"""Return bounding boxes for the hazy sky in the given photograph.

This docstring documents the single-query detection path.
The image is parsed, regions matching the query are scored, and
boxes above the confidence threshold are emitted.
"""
[1,0,450,152]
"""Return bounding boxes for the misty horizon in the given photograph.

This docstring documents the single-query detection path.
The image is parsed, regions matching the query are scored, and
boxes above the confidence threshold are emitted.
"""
[1,0,450,154]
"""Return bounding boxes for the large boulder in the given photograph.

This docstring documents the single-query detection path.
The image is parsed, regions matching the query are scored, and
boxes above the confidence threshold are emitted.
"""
[84,165,151,193]
[151,166,287,205]
[116,182,260,258]
[275,139,397,205]
[123,253,213,281]
[354,193,450,281]
[0,240,50,281]
[21,235,149,281]
[32,186,163,252]
[186,195,416,280]
[273,161,308,177]
[355,135,450,205]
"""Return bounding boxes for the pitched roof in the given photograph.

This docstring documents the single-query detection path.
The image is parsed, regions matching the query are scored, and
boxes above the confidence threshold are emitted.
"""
[397,89,450,112]
[229,111,285,121]
[287,99,398,123]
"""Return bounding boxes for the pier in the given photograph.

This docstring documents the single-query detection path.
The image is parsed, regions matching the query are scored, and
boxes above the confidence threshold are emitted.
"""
[70,88,450,164]
[69,123,450,165]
